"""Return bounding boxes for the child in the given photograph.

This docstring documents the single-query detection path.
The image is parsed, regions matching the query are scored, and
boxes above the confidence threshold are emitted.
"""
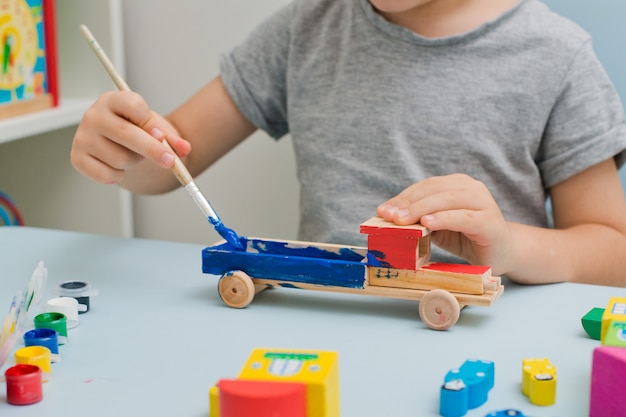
[71,0,626,286]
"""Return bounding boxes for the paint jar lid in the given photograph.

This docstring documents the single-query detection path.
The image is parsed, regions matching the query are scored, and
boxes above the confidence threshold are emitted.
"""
[56,281,99,297]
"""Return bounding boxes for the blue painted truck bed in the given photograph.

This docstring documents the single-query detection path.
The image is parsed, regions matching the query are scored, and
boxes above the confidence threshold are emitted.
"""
[202,238,369,289]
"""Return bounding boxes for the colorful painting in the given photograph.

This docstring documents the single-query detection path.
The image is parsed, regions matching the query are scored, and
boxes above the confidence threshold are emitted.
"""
[0,0,56,117]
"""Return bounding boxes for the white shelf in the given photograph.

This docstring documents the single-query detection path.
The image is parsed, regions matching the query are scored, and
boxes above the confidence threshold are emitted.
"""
[0,0,132,238]
[0,98,94,144]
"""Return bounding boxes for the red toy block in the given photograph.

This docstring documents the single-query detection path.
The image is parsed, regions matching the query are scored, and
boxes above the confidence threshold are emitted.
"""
[590,346,626,417]
[360,217,430,269]
[218,379,307,417]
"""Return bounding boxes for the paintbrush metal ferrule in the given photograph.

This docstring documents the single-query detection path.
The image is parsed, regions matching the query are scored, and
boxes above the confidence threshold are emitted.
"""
[184,182,218,221]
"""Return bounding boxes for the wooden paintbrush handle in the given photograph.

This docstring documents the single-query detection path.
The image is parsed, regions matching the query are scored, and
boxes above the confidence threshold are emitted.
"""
[160,138,193,186]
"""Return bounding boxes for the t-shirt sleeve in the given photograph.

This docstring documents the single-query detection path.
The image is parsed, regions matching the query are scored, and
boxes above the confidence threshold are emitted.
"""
[219,3,293,140]
[539,39,626,188]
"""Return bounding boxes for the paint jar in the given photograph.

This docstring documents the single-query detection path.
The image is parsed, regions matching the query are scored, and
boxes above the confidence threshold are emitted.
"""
[34,312,67,345]
[5,364,43,405]
[14,346,52,374]
[23,328,59,355]
[46,297,86,329]
[57,281,98,314]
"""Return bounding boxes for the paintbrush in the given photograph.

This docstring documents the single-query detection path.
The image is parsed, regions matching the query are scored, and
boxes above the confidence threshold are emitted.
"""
[79,24,244,250]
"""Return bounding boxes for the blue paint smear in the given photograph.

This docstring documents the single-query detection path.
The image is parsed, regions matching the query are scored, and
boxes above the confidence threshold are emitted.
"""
[366,251,390,267]
[279,283,301,289]
[208,217,244,251]
[202,238,367,288]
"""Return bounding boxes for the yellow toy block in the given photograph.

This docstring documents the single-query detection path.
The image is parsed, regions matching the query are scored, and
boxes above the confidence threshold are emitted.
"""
[209,384,219,417]
[238,349,339,417]
[601,298,626,342]
[522,358,556,406]
[209,348,339,417]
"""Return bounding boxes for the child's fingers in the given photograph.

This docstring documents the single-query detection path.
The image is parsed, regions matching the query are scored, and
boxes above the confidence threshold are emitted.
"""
[378,176,491,225]
[100,91,178,168]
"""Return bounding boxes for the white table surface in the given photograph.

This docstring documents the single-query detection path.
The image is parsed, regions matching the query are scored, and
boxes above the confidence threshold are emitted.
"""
[0,226,623,417]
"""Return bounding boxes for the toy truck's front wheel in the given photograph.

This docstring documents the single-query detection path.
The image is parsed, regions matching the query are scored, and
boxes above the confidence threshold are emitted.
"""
[419,289,461,330]
[218,271,256,308]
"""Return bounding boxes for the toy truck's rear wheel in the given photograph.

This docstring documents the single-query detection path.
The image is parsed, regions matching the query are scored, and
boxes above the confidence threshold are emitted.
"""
[419,289,461,330]
[218,271,255,308]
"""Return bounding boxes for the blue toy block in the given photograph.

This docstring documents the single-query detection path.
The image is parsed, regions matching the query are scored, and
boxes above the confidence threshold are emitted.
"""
[485,410,528,417]
[440,359,494,417]
[440,379,469,417]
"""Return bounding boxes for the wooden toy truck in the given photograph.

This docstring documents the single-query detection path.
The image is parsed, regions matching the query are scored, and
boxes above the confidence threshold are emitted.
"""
[202,217,503,330]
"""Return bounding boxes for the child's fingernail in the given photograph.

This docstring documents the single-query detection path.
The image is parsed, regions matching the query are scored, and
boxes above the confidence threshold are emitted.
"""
[396,209,409,220]
[161,152,174,166]
[151,127,164,139]
[421,214,435,224]
[382,205,398,217]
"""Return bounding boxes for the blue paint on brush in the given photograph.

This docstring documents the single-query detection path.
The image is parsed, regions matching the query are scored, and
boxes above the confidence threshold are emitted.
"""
[208,217,244,251]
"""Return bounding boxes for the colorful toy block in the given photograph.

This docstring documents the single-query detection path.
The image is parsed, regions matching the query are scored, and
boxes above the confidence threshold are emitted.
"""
[581,307,604,340]
[440,379,469,417]
[601,320,626,348]
[440,359,494,417]
[590,346,626,417]
[209,348,339,417]
[521,358,556,406]
[360,216,431,269]
[216,379,306,417]
[601,297,626,341]
[484,410,528,417]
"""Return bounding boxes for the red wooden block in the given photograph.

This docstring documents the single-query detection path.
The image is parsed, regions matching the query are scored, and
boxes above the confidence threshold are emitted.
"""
[422,263,492,275]
[218,379,307,417]
[360,217,429,269]
[366,234,420,269]
[590,346,626,417]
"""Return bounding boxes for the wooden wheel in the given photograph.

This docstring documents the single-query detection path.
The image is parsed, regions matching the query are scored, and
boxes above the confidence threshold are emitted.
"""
[418,289,461,330]
[218,271,255,308]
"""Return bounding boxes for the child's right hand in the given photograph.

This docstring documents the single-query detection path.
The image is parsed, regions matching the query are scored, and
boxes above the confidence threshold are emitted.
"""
[70,90,190,186]
[376,174,514,276]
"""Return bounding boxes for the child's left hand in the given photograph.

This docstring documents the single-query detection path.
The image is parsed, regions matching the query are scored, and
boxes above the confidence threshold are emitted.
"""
[377,174,513,274]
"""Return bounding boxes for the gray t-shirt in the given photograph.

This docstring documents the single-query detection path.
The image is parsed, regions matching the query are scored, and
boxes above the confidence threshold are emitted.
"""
[220,0,626,261]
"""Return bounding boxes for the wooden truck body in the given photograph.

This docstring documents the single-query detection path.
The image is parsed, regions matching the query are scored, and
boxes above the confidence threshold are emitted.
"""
[202,217,503,330]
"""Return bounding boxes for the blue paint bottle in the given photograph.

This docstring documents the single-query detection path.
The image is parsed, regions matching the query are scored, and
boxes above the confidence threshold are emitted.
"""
[23,328,59,355]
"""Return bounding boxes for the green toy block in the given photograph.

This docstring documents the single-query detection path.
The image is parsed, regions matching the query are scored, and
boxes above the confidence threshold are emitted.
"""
[602,321,626,347]
[582,307,604,340]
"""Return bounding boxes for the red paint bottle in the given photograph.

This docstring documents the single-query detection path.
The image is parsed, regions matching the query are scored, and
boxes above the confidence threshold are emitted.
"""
[5,364,43,405]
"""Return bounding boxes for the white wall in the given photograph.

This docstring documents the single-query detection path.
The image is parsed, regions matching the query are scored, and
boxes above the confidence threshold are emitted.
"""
[121,0,298,245]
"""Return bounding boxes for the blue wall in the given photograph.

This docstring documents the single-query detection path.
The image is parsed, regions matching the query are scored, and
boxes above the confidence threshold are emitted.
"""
[544,0,626,192]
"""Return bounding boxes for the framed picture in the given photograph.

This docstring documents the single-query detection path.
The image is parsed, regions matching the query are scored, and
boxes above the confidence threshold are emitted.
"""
[0,0,57,119]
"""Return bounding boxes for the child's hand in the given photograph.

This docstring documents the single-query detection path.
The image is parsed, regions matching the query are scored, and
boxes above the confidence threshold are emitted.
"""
[377,174,513,274]
[71,91,190,185]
